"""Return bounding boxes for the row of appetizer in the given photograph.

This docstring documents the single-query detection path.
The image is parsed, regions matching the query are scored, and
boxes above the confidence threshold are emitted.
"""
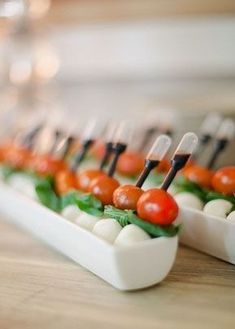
[0,112,234,248]
[0,122,198,246]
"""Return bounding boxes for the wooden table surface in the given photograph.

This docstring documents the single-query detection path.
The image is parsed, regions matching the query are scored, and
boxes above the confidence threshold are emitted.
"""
[0,217,235,329]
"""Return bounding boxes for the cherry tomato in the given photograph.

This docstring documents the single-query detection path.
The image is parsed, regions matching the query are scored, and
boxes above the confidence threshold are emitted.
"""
[30,155,67,176]
[137,188,179,226]
[212,166,235,195]
[89,175,120,205]
[55,169,78,195]
[4,144,33,169]
[113,184,144,210]
[77,169,105,192]
[0,148,4,162]
[183,165,213,188]
[0,141,13,162]
[117,151,145,176]
[89,139,106,160]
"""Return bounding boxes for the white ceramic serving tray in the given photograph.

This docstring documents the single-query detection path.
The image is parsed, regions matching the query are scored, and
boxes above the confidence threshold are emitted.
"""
[178,207,235,265]
[0,182,178,291]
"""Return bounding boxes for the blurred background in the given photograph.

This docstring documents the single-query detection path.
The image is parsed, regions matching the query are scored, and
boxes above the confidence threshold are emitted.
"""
[0,0,235,165]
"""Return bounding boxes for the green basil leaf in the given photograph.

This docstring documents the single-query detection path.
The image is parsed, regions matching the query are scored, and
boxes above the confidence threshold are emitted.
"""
[61,191,80,209]
[76,201,103,216]
[76,193,103,210]
[104,206,181,237]
[205,191,235,205]
[61,191,103,216]
[104,206,129,226]
[35,177,61,212]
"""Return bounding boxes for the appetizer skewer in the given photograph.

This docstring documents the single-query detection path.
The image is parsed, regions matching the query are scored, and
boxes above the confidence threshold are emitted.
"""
[70,120,97,171]
[207,118,235,169]
[193,113,222,161]
[113,135,171,210]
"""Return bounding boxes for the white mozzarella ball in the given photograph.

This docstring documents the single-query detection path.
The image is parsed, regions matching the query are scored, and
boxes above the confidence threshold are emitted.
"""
[23,182,38,200]
[174,192,203,210]
[114,224,151,246]
[226,211,235,222]
[61,205,81,222]
[8,174,37,200]
[92,218,122,243]
[75,211,100,231]
[203,199,233,218]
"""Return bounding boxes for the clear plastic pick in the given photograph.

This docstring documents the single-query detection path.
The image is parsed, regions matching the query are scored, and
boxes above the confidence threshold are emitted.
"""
[174,132,198,155]
[216,118,235,141]
[146,134,172,161]
[81,119,97,141]
[200,113,222,136]
[105,122,118,142]
[114,121,133,145]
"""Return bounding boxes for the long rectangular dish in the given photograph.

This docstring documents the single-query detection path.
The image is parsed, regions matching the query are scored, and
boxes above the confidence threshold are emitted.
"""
[0,182,178,291]
[178,207,235,265]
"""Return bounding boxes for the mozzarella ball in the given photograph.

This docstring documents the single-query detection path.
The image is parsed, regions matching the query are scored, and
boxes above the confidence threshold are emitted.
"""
[226,211,235,222]
[174,192,203,210]
[92,218,122,243]
[114,224,151,246]
[75,211,100,231]
[203,199,233,218]
[8,174,37,200]
[61,205,81,222]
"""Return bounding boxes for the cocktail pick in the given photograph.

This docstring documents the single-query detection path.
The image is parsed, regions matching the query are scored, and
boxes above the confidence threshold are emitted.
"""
[19,122,44,150]
[137,126,158,152]
[50,129,64,154]
[207,118,235,169]
[99,122,118,170]
[107,121,133,177]
[57,135,75,160]
[70,119,97,171]
[193,113,222,160]
[136,135,172,188]
[161,132,198,191]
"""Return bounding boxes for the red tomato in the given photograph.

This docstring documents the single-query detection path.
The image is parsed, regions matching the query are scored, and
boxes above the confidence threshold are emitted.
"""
[183,165,213,188]
[0,141,13,162]
[77,169,105,192]
[89,175,120,205]
[89,139,106,160]
[0,148,4,162]
[30,155,67,176]
[4,144,33,169]
[55,170,78,195]
[113,185,144,210]
[137,188,179,226]
[117,151,145,176]
[212,166,235,195]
